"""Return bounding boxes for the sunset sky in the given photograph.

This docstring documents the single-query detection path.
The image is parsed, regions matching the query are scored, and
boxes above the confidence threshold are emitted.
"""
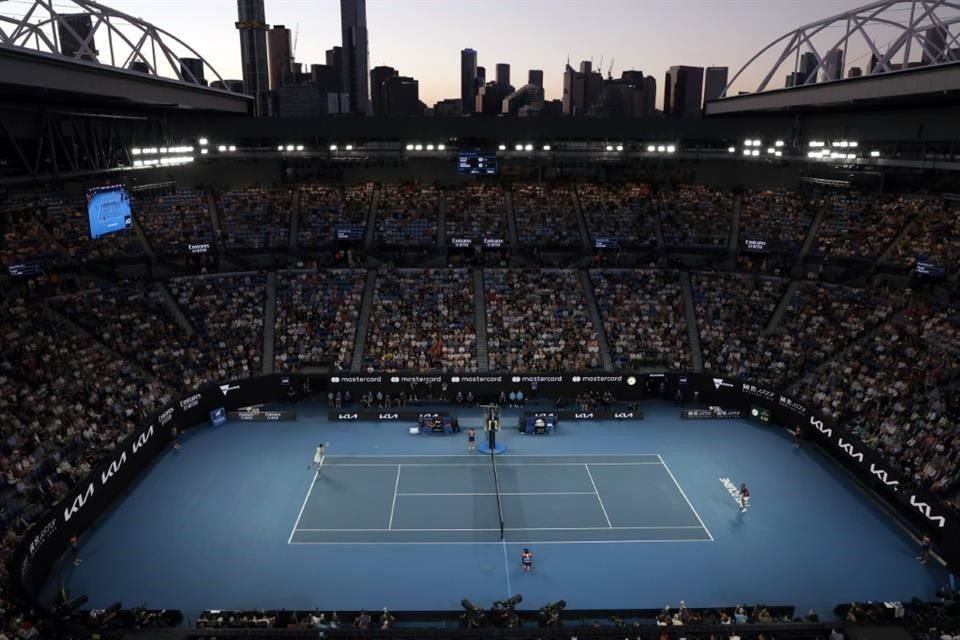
[24,0,890,106]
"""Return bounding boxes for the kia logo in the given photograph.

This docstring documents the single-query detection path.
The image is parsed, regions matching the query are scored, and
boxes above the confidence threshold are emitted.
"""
[100,451,127,484]
[837,438,864,462]
[809,415,831,438]
[63,483,95,523]
[869,464,899,487]
[614,412,633,419]
[379,413,399,420]
[132,425,154,454]
[575,413,594,419]
[338,414,358,420]
[910,495,946,528]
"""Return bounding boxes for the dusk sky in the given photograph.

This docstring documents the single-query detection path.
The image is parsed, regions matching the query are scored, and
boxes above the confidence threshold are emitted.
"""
[29,0,887,106]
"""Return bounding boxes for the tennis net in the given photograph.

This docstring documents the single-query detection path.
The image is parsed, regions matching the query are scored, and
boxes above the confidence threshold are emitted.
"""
[490,450,505,540]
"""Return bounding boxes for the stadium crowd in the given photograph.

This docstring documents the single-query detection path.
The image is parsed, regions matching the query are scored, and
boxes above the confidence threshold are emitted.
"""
[590,269,690,370]
[660,185,733,247]
[274,270,365,371]
[512,183,581,247]
[298,184,372,247]
[740,189,814,253]
[578,183,658,248]
[136,190,214,255]
[216,187,293,250]
[485,269,601,371]
[375,183,439,246]
[445,184,507,242]
[363,268,477,372]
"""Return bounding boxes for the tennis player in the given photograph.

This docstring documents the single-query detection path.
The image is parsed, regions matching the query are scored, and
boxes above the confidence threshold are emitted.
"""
[739,483,750,511]
[521,548,533,572]
[313,443,325,472]
[467,428,476,451]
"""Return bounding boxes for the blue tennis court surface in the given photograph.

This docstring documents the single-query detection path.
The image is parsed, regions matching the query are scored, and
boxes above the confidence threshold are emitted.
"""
[44,401,949,618]
[289,454,712,543]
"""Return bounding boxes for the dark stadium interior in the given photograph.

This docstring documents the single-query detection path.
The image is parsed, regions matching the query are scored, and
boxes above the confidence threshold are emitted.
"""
[4,1,960,639]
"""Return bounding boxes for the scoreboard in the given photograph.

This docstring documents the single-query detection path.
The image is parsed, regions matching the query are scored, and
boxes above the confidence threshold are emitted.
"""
[457,152,497,176]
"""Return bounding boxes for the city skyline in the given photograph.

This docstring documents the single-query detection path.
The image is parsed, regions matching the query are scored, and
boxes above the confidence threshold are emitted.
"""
[51,0,871,107]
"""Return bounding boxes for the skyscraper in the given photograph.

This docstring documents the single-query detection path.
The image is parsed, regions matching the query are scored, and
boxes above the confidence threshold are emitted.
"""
[799,52,818,84]
[923,25,948,64]
[266,25,292,90]
[370,66,398,116]
[460,48,478,115]
[236,0,269,115]
[384,76,421,116]
[340,0,370,115]
[496,63,510,86]
[822,49,844,81]
[58,14,98,61]
[326,47,344,87]
[528,69,544,88]
[179,58,206,85]
[665,65,704,117]
[643,76,657,115]
[702,66,728,106]
[562,62,602,115]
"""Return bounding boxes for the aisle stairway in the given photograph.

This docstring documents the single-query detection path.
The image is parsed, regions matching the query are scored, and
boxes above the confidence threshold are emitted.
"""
[262,271,277,374]
[764,280,800,334]
[350,269,378,372]
[577,269,615,372]
[473,268,489,372]
[679,271,704,373]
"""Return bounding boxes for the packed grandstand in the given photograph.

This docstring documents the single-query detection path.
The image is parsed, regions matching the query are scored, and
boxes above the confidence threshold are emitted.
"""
[2,180,960,637]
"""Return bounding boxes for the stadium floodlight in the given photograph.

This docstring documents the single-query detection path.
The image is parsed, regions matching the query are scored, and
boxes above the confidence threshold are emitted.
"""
[405,143,414,151]
[133,159,143,167]
[605,145,614,151]
[346,144,354,151]
[329,144,338,151]
[656,145,666,152]
[426,144,435,151]
[647,145,656,152]
[775,151,783,157]
[413,144,422,151]
[199,138,209,146]
[744,149,752,156]
[616,145,624,152]
[217,145,226,152]
[849,141,858,148]
[278,145,284,151]
[286,145,295,151]
[870,150,881,158]
[132,148,142,155]
[438,144,446,151]
[728,146,736,153]
[751,149,760,156]
[839,141,849,148]
[542,145,551,151]
[524,143,533,151]
[847,153,856,159]
[296,145,304,151]
[807,151,818,158]
[666,145,675,153]
[515,144,524,151]
[767,147,776,154]
[498,144,507,151]
[753,139,762,146]
[201,149,209,155]
[775,140,785,147]
[160,147,168,154]
[228,145,236,152]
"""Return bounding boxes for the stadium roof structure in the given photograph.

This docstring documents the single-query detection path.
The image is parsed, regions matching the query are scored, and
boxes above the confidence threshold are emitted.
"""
[710,0,960,113]
[0,0,250,113]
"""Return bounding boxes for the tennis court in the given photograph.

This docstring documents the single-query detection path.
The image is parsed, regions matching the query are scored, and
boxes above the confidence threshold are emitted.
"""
[288,454,713,544]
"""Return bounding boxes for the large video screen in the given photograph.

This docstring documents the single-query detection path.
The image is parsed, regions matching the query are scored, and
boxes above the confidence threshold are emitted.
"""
[457,152,497,176]
[87,185,132,239]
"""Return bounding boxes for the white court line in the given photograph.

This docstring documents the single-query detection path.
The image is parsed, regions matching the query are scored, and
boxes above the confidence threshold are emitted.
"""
[387,465,402,530]
[501,541,512,598]
[584,464,613,528]
[287,467,321,544]
[324,453,662,458]
[396,492,598,496]
[657,454,714,541]
[295,525,705,532]
[326,462,662,467]
[289,538,713,545]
